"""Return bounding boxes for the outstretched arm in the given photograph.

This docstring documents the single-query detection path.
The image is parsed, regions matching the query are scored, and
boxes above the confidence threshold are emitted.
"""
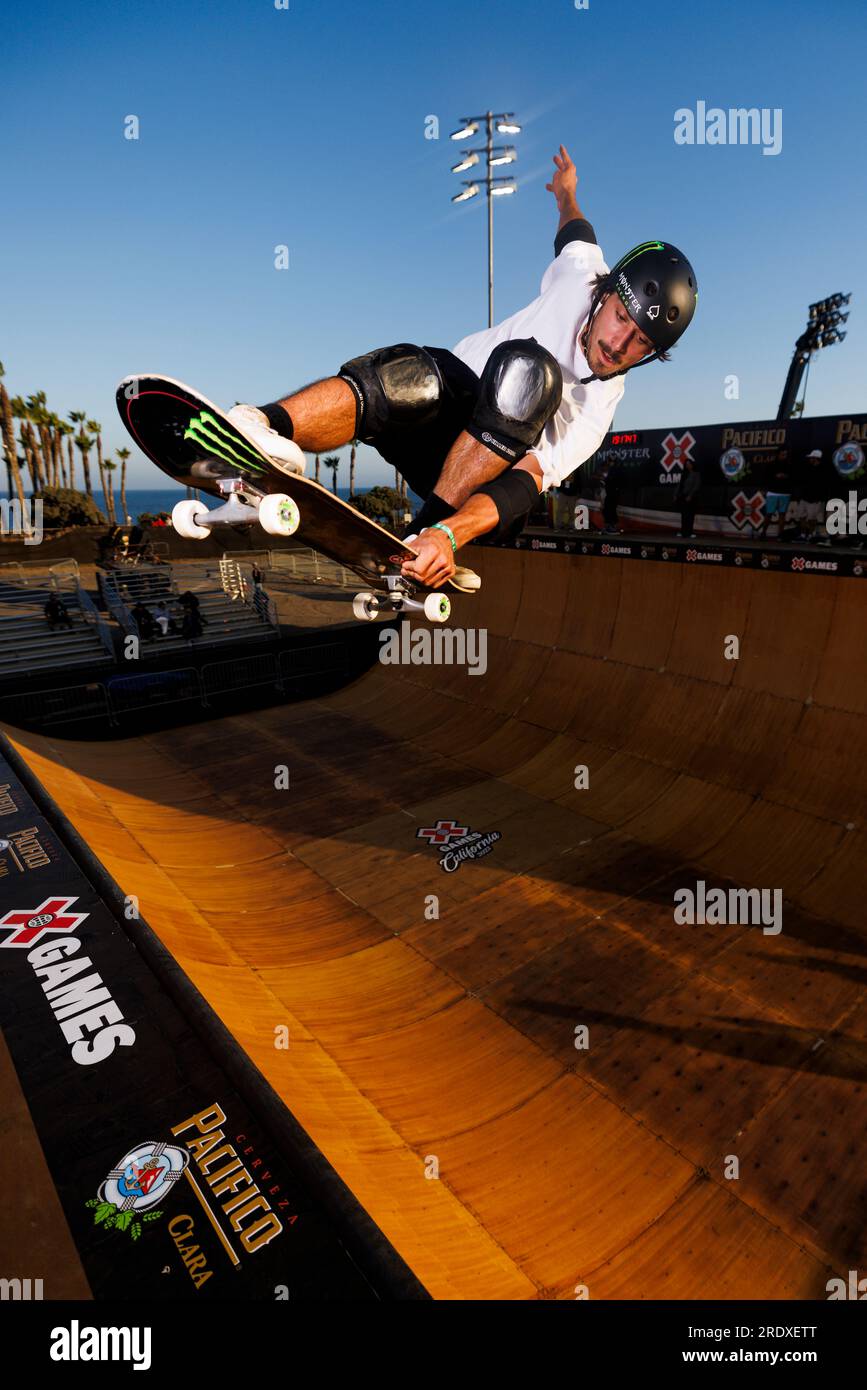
[546,144,586,230]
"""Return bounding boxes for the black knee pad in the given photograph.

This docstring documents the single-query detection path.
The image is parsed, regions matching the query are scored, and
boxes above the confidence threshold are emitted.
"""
[337,343,444,442]
[466,338,563,463]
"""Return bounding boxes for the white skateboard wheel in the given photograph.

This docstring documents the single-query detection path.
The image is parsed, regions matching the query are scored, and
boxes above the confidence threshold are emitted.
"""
[423,592,451,623]
[352,591,379,621]
[171,499,211,539]
[259,492,300,538]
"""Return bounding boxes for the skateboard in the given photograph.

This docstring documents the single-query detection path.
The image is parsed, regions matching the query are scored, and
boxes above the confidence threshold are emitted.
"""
[116,374,476,623]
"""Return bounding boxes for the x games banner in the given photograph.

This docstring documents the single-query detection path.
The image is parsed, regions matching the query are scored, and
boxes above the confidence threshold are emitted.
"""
[0,746,377,1300]
[558,411,867,537]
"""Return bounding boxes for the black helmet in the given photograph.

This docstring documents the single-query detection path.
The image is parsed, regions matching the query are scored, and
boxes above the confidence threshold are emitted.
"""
[582,240,698,381]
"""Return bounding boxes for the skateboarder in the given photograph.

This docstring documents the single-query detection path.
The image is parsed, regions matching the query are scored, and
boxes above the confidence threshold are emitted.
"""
[228,145,697,589]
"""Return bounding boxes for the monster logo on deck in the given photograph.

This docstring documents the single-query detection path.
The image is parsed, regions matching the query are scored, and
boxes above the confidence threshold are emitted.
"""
[183,410,268,476]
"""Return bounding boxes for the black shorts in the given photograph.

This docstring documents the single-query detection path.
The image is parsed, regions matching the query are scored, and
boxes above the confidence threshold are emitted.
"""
[364,346,480,499]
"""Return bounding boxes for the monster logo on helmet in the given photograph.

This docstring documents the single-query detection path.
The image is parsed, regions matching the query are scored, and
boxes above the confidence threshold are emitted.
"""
[584,240,698,380]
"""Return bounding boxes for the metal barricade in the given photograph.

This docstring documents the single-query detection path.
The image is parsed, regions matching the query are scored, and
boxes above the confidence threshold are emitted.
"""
[0,681,111,728]
[200,653,283,700]
[106,667,202,717]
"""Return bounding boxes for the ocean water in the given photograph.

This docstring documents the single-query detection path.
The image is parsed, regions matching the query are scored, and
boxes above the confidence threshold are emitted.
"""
[27,485,421,524]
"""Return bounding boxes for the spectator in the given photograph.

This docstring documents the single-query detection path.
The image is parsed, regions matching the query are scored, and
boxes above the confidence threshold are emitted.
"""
[794,449,826,542]
[96,529,114,563]
[130,601,157,640]
[251,563,264,588]
[675,458,701,538]
[153,600,177,636]
[44,594,73,631]
[600,462,621,533]
[181,606,204,639]
[761,454,792,539]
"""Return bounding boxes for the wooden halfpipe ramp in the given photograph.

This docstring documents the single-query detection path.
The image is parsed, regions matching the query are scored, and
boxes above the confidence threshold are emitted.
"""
[7,546,867,1299]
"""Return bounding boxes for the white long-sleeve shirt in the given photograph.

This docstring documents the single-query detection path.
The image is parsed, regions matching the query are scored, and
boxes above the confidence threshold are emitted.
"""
[451,235,625,491]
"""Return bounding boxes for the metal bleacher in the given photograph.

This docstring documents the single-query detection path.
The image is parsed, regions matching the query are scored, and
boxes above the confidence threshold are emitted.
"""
[0,561,114,680]
[99,561,277,651]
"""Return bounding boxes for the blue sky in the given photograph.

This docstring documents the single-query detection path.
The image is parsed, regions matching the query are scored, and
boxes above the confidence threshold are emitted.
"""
[2,0,865,489]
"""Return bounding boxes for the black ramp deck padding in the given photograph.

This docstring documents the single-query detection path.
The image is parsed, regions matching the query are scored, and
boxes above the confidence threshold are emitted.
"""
[0,743,423,1300]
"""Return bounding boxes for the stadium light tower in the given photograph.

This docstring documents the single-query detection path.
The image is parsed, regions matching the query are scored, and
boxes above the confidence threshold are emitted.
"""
[777,292,852,420]
[450,111,521,326]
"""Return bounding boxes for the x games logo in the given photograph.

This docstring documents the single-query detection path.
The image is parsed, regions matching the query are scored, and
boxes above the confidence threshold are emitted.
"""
[0,895,89,948]
[416,819,502,874]
[417,820,468,846]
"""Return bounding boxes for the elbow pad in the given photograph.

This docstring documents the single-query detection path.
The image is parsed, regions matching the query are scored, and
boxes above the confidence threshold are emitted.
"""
[554,218,598,257]
[474,468,541,541]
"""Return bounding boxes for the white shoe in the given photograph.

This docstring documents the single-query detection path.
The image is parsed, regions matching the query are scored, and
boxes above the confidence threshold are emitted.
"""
[453,565,481,591]
[227,404,306,476]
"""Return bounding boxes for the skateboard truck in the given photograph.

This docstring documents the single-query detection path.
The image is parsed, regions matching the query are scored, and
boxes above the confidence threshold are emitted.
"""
[352,573,451,624]
[171,478,301,540]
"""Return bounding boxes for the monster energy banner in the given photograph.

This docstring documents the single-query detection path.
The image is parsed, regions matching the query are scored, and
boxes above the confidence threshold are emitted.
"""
[0,744,381,1300]
[556,410,867,538]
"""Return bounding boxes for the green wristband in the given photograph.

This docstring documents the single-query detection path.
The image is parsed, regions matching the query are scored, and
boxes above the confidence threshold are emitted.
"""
[430,522,456,552]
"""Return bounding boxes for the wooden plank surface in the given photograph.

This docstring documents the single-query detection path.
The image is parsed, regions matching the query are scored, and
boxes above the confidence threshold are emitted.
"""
[6,546,865,1299]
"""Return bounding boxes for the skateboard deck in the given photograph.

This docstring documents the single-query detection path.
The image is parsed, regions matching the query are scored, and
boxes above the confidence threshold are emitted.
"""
[116,374,472,621]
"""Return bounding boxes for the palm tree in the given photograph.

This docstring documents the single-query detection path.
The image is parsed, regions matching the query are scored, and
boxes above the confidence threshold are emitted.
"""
[314,453,321,484]
[349,438,357,497]
[20,420,43,492]
[0,366,27,512]
[104,459,118,521]
[48,412,65,488]
[11,397,42,488]
[75,431,97,508]
[58,420,75,489]
[69,411,92,497]
[87,418,114,521]
[116,446,131,523]
[26,393,54,487]
[323,454,340,494]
